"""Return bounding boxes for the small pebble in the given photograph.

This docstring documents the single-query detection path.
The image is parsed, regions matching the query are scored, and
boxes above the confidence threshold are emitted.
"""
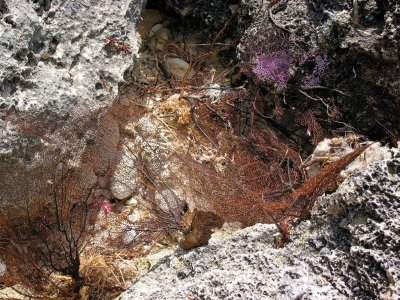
[125,197,139,206]
[165,58,194,79]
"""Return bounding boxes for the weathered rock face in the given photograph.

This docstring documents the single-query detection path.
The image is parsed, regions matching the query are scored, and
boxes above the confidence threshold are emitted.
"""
[117,151,400,300]
[0,0,145,160]
[258,0,399,58]
[305,152,400,299]
[117,223,348,300]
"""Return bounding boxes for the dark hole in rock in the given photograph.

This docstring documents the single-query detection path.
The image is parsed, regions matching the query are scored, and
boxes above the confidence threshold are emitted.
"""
[46,10,55,20]
[71,35,82,44]
[0,0,9,17]
[26,52,37,66]
[13,49,28,62]
[9,76,21,95]
[48,36,59,54]
[4,16,17,28]
[31,0,52,16]
[32,40,45,54]
[95,82,103,90]
[386,160,400,175]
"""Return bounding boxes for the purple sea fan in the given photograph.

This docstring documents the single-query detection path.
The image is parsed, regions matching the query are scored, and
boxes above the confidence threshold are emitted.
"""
[252,50,292,90]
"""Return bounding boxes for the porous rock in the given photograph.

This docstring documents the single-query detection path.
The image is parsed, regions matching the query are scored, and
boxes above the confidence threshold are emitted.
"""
[117,222,347,300]
[0,0,146,160]
[304,150,400,299]
[117,151,400,299]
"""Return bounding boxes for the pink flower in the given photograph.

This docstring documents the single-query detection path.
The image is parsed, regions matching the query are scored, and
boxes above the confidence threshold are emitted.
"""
[94,198,112,215]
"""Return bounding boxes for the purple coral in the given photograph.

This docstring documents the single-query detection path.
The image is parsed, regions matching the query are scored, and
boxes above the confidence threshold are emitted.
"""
[252,50,292,90]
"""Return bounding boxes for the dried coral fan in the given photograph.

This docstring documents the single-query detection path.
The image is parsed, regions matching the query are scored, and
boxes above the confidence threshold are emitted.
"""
[0,157,100,297]
[232,132,302,193]
[167,91,369,241]
[206,144,371,242]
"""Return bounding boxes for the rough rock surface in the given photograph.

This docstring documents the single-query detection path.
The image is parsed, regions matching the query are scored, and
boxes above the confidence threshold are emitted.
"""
[303,151,400,299]
[0,0,145,159]
[273,0,400,59]
[118,223,347,300]
[117,151,400,299]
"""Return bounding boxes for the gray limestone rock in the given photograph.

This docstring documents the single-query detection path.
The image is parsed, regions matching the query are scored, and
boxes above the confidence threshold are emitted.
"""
[303,150,400,299]
[117,223,347,300]
[0,0,145,160]
[117,151,400,299]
